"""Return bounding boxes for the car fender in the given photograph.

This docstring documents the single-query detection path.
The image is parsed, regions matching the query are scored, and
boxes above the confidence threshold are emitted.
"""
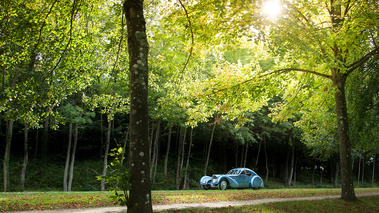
[250,175,264,188]
[216,175,239,188]
[200,176,212,185]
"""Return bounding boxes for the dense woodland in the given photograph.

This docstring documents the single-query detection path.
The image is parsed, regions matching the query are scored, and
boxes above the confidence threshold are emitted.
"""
[1,0,378,211]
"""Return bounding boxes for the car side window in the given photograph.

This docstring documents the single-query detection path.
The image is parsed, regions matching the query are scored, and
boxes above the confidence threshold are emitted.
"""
[245,170,252,176]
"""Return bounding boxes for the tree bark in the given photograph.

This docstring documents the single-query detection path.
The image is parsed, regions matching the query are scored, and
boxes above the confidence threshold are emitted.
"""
[204,123,216,175]
[121,128,129,165]
[42,116,49,164]
[243,143,248,168]
[255,141,261,170]
[361,153,365,186]
[334,161,339,188]
[175,127,184,190]
[264,135,269,183]
[183,127,193,190]
[150,119,161,183]
[357,155,361,187]
[101,120,111,191]
[164,122,173,179]
[68,123,78,191]
[287,142,295,187]
[372,154,376,186]
[124,0,152,211]
[332,69,357,201]
[34,129,39,160]
[20,124,29,189]
[3,120,14,192]
[63,122,73,191]
[151,120,160,183]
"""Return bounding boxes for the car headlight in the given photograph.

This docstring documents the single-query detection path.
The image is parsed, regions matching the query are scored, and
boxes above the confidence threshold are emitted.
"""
[202,179,206,183]
[212,179,216,183]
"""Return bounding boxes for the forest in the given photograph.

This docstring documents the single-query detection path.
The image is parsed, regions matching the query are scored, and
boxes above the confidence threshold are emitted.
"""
[1,0,378,212]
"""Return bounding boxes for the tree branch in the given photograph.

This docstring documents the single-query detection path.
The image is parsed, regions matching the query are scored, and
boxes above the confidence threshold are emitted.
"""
[346,46,379,75]
[176,0,194,84]
[206,68,332,95]
[49,0,80,85]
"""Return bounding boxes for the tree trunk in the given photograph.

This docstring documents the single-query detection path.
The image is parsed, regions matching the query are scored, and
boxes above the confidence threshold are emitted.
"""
[183,127,193,190]
[283,129,292,183]
[100,113,103,158]
[121,128,129,165]
[357,156,361,187]
[34,129,39,160]
[312,162,315,187]
[320,165,323,187]
[149,120,155,168]
[361,153,365,186]
[255,141,261,170]
[334,161,339,188]
[164,122,173,179]
[101,120,111,191]
[264,135,269,183]
[151,120,160,183]
[68,123,78,191]
[124,0,152,211]
[3,120,14,192]
[372,155,376,186]
[243,143,248,168]
[331,61,357,200]
[42,116,49,164]
[175,127,183,189]
[239,144,244,167]
[63,122,73,191]
[204,124,216,176]
[234,143,239,168]
[293,154,297,187]
[180,128,187,174]
[20,124,29,189]
[179,127,187,189]
[287,142,295,187]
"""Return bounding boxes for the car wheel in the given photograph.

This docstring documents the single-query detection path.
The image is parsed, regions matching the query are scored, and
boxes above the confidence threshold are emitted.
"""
[201,185,210,190]
[218,179,229,190]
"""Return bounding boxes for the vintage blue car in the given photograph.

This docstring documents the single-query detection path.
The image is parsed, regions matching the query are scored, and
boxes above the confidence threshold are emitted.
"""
[200,168,264,190]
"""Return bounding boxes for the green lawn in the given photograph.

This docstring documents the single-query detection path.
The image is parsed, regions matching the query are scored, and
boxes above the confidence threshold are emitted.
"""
[157,195,379,213]
[1,188,378,212]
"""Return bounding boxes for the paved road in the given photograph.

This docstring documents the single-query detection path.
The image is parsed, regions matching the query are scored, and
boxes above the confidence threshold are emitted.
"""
[10,192,379,213]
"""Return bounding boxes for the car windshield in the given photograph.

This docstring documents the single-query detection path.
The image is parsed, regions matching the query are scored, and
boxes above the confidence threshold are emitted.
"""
[227,169,241,175]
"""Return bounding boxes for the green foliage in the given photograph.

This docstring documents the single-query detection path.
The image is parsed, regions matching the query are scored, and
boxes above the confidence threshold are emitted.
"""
[97,147,130,206]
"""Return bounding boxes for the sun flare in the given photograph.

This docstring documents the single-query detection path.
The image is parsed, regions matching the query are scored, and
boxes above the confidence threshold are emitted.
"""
[262,0,282,18]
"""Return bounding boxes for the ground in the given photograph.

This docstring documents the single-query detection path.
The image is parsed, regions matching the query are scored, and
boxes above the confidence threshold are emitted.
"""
[10,193,379,213]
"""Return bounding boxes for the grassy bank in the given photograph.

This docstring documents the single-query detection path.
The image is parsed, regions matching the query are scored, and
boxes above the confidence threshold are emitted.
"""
[1,188,379,211]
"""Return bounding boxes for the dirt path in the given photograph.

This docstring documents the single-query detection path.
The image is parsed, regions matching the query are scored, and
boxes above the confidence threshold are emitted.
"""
[11,192,379,213]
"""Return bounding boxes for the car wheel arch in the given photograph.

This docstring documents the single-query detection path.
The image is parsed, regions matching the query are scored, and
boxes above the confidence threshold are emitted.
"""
[218,178,229,190]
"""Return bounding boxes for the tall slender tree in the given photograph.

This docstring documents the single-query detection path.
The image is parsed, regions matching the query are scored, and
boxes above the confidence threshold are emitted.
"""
[123,0,152,212]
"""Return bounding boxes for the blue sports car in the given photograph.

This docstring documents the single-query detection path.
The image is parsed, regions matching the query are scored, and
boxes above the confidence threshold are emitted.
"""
[200,168,264,190]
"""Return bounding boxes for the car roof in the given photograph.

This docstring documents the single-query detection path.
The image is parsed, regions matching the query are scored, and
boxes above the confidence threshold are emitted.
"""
[231,168,252,171]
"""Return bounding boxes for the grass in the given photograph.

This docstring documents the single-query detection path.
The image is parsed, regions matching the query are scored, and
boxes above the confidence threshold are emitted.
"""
[157,195,379,213]
[1,188,378,212]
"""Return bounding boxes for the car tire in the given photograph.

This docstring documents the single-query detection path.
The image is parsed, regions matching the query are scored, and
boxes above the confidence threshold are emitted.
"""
[218,179,229,190]
[201,185,210,190]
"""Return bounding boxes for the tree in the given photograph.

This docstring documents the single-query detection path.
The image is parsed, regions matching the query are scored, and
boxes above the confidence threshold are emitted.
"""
[60,103,95,191]
[256,0,379,201]
[167,0,378,201]
[123,0,153,212]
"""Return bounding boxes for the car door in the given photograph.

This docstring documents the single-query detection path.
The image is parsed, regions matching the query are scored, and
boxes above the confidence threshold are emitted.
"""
[236,170,250,188]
